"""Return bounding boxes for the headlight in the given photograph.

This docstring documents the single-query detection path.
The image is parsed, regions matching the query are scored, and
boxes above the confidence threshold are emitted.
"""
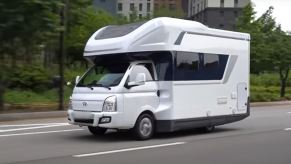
[102,96,117,112]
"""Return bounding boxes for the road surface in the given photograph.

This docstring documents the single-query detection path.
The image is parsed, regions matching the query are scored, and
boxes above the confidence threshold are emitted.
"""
[0,105,291,164]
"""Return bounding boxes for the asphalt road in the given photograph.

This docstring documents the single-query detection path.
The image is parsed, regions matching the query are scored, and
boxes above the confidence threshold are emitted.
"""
[0,106,291,164]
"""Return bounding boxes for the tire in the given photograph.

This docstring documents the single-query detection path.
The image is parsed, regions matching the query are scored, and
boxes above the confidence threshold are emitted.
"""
[132,113,155,140]
[88,126,107,136]
[200,126,215,133]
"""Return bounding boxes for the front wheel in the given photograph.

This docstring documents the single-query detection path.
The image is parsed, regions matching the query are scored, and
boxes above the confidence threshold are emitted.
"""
[132,113,154,140]
[88,126,107,136]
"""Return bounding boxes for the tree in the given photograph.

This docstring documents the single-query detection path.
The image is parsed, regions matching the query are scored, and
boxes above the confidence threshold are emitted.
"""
[236,4,291,98]
[65,8,114,65]
[0,0,62,110]
[236,4,273,74]
[269,28,291,97]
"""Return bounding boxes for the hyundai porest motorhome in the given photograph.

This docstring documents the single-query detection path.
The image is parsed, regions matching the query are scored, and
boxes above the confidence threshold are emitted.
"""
[68,17,250,140]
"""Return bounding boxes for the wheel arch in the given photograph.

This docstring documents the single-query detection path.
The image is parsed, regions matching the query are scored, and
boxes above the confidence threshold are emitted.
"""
[139,110,156,120]
[134,109,156,128]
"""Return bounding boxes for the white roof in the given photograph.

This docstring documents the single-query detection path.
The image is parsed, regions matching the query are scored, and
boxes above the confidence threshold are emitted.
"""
[84,17,250,56]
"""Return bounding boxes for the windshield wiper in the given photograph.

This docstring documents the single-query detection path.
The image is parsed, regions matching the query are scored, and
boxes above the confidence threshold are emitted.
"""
[95,83,111,90]
[86,84,111,90]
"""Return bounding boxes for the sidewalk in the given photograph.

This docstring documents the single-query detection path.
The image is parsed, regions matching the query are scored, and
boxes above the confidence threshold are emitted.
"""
[0,101,291,122]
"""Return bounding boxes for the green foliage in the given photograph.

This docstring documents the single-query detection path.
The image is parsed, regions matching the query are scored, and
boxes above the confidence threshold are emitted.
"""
[129,8,139,22]
[250,86,291,102]
[64,67,87,83]
[250,73,291,86]
[66,8,114,64]
[0,0,61,60]
[250,73,291,102]
[9,65,53,91]
[5,87,72,105]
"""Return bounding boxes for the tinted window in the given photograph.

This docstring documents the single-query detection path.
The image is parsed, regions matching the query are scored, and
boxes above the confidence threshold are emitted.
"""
[174,52,228,80]
[118,3,122,11]
[175,52,200,80]
[147,3,150,12]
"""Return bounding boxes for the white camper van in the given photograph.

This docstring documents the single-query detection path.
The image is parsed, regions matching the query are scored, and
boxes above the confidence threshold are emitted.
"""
[68,17,250,140]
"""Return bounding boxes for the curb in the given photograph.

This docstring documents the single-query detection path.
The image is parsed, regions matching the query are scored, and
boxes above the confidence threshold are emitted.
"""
[250,101,291,107]
[1,101,291,122]
[0,111,67,122]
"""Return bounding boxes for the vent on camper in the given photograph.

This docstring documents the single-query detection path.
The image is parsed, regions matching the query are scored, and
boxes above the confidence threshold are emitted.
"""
[95,22,146,40]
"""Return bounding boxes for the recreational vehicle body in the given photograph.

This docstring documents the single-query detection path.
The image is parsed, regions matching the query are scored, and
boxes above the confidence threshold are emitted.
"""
[68,17,250,140]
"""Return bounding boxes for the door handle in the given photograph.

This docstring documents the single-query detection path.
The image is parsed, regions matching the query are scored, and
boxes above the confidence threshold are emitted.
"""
[157,90,160,97]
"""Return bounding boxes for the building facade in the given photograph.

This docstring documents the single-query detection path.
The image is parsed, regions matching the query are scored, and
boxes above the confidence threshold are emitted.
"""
[154,0,189,17]
[93,0,154,19]
[188,0,250,30]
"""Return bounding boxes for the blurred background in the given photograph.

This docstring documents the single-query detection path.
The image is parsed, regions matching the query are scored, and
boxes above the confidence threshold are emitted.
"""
[0,0,290,113]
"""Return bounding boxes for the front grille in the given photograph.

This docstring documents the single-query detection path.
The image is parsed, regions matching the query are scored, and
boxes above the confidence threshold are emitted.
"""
[74,119,94,124]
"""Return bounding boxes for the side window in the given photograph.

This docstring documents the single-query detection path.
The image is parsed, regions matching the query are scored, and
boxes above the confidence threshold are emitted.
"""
[202,54,219,80]
[174,52,229,81]
[129,64,153,82]
[175,52,200,80]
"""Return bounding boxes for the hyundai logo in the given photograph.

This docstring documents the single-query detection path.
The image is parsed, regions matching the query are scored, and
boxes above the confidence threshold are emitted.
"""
[82,102,87,107]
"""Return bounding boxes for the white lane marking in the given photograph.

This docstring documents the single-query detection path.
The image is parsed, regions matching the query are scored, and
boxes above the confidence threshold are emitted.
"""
[287,112,291,114]
[0,129,83,137]
[0,123,68,128]
[284,128,291,131]
[73,142,186,158]
[0,123,70,133]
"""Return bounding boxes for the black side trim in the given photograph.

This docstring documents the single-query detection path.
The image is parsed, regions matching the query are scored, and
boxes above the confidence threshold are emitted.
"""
[156,97,250,132]
[174,32,186,45]
[174,31,249,46]
[156,113,248,132]
[74,119,94,124]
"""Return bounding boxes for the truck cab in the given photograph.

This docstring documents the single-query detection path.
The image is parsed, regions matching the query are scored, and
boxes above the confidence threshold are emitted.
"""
[68,58,160,140]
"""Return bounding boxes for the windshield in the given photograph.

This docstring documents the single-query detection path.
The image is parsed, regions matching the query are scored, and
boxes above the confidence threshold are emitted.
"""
[77,63,129,88]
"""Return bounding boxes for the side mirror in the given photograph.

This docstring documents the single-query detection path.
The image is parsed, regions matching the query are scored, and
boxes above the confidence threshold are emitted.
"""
[66,81,72,86]
[75,76,80,84]
[126,73,146,88]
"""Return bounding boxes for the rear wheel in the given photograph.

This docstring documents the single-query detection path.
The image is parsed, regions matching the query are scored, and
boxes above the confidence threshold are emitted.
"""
[200,126,215,133]
[88,126,107,136]
[132,113,154,140]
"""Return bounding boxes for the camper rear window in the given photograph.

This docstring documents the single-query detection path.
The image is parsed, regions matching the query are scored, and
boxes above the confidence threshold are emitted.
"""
[174,52,228,81]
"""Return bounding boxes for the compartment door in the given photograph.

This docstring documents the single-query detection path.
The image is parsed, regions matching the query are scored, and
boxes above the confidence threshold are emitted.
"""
[237,82,248,111]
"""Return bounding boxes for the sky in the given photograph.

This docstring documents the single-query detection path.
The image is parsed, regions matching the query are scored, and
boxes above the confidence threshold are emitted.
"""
[252,0,291,31]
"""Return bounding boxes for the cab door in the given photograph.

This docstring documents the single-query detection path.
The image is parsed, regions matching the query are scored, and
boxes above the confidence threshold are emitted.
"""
[123,62,159,127]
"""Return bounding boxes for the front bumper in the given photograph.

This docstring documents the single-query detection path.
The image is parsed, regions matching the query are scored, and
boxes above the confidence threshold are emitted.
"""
[68,110,127,129]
